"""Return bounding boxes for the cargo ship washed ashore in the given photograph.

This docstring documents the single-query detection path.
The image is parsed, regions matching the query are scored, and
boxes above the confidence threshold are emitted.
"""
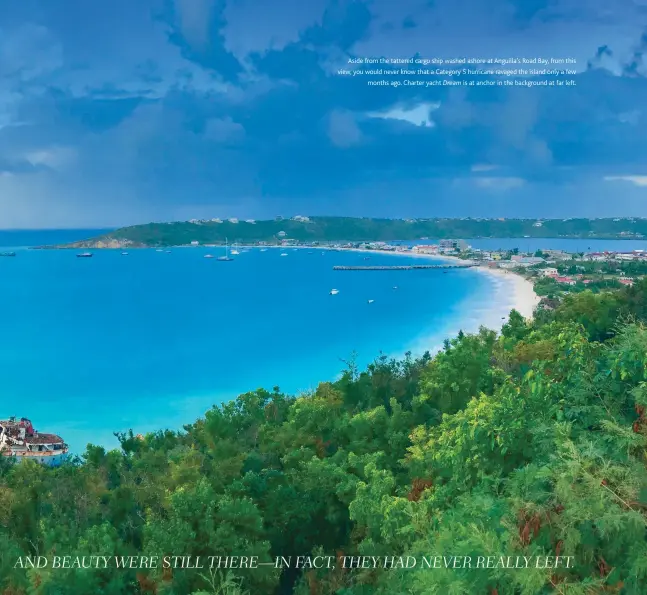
[0,417,68,466]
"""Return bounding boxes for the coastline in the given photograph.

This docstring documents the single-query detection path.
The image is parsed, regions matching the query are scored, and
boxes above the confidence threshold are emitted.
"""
[339,246,540,321]
[321,246,540,359]
[12,244,540,453]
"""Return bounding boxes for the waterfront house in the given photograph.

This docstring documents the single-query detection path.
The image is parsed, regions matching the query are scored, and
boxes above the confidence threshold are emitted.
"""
[555,276,576,285]
[412,244,439,254]
[539,268,559,277]
[497,262,518,270]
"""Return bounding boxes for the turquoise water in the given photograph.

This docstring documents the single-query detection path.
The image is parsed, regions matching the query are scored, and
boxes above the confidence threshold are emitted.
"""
[5,233,642,453]
[0,246,501,453]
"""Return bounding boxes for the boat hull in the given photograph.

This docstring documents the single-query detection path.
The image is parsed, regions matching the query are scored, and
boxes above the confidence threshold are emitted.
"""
[2,450,68,467]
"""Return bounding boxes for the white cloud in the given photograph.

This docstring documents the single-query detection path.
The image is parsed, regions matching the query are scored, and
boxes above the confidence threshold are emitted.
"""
[0,24,63,81]
[603,175,647,186]
[25,147,76,171]
[223,0,326,59]
[473,177,526,190]
[175,0,215,48]
[328,110,362,147]
[204,117,245,143]
[367,102,439,128]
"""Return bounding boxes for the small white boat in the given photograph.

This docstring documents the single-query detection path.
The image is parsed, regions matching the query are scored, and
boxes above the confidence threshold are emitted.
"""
[330,289,339,295]
[156,249,163,252]
[121,252,128,256]
[280,253,288,257]
[393,286,398,290]
[204,254,214,259]
[260,248,268,252]
[217,237,234,261]
[367,299,374,304]
[165,250,171,253]
[230,241,240,255]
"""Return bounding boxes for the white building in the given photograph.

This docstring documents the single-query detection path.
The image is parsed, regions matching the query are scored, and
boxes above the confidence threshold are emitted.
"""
[228,218,239,224]
[539,268,559,277]
[190,241,199,246]
[439,239,469,252]
[291,215,310,222]
[412,244,439,254]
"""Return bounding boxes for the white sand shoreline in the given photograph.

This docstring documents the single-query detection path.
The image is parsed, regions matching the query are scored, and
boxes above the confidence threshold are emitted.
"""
[241,244,540,356]
[337,246,540,321]
[251,244,540,324]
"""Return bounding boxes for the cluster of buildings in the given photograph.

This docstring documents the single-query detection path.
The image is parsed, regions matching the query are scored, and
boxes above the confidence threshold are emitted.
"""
[411,239,470,254]
[184,215,314,225]
[186,218,257,224]
[581,250,646,262]
[537,266,636,287]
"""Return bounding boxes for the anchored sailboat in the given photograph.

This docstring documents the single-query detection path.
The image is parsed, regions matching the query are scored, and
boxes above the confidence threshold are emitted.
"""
[217,238,234,261]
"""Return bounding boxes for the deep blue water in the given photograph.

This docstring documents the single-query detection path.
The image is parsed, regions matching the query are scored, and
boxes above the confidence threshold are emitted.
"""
[0,233,638,454]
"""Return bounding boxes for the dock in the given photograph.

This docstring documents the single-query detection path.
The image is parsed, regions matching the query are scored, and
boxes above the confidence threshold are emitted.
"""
[332,264,475,271]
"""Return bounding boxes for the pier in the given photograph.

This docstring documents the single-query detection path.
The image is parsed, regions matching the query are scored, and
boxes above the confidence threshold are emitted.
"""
[332,264,475,271]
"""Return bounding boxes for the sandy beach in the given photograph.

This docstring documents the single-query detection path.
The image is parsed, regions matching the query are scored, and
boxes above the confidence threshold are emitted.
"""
[473,266,540,320]
[338,246,540,322]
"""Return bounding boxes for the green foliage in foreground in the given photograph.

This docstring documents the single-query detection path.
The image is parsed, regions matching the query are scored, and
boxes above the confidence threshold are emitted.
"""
[60,216,647,248]
[3,282,647,594]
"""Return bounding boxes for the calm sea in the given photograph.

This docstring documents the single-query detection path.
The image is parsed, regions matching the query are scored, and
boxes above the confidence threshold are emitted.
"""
[0,232,638,453]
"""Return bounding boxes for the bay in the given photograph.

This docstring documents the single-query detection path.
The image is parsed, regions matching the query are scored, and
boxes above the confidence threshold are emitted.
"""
[1,232,642,454]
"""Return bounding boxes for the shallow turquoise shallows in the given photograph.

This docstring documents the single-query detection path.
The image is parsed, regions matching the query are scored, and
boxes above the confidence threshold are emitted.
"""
[0,245,499,453]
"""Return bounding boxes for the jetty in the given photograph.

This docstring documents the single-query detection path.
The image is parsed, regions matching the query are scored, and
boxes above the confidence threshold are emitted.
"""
[332,264,475,271]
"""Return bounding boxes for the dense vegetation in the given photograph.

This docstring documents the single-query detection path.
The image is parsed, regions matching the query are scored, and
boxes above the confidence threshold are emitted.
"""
[3,281,647,594]
[53,217,647,248]
[532,276,622,297]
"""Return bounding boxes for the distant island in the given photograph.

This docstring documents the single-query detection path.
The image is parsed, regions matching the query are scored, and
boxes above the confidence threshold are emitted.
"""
[40,216,647,249]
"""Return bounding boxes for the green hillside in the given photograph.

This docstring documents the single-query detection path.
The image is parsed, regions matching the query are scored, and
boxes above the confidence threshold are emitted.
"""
[49,217,647,248]
[3,281,647,594]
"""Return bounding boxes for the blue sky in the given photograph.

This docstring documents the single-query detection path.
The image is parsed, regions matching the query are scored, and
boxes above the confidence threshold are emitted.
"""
[1,0,647,227]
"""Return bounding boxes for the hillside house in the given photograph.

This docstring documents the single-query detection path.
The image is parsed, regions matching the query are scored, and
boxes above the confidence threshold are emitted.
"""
[539,268,559,277]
